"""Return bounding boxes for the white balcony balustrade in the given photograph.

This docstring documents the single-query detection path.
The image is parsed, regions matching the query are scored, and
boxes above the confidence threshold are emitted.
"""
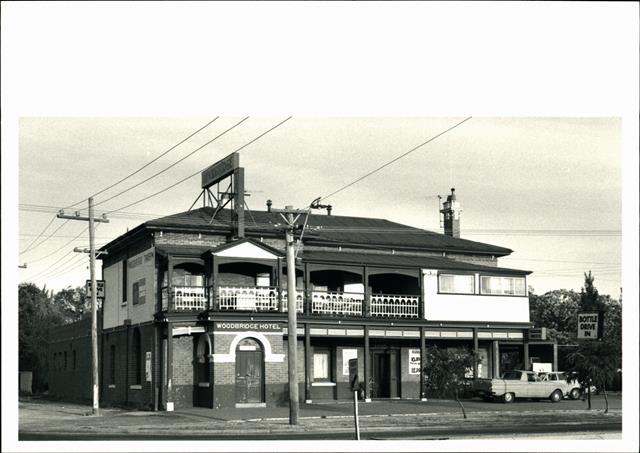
[370,294,420,318]
[281,290,304,313]
[312,291,364,317]
[217,286,279,312]
[161,286,207,311]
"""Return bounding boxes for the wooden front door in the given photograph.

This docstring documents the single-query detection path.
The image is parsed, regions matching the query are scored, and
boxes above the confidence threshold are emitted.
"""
[235,338,264,404]
[371,350,400,398]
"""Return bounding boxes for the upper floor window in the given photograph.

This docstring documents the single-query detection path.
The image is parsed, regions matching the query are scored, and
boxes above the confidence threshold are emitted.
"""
[480,275,526,296]
[132,278,146,305]
[438,274,475,294]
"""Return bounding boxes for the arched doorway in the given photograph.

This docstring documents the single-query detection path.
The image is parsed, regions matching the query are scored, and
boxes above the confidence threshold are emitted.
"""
[235,338,264,404]
[194,333,213,407]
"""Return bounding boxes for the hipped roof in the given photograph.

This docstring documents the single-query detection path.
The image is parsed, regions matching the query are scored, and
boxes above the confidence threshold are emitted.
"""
[118,207,513,256]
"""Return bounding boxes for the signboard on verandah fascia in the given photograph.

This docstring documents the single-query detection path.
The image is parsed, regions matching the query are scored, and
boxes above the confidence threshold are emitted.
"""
[577,312,603,339]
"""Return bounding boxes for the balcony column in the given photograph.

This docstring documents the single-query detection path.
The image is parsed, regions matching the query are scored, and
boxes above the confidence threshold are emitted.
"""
[492,341,500,378]
[417,269,424,319]
[523,339,529,371]
[363,266,370,317]
[420,326,426,401]
[278,259,285,313]
[473,328,479,379]
[167,256,174,314]
[304,323,312,403]
[304,263,311,315]
[211,255,219,311]
[363,325,370,402]
[552,343,558,371]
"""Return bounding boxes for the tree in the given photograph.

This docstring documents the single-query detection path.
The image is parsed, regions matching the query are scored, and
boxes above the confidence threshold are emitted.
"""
[423,346,479,418]
[19,283,65,392]
[529,289,580,344]
[566,273,622,412]
[52,286,89,323]
[579,271,605,312]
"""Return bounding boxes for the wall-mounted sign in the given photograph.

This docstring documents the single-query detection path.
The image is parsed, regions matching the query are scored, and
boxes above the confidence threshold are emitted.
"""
[342,349,358,375]
[528,327,547,341]
[145,351,152,382]
[201,152,240,189]
[348,358,359,391]
[85,280,105,299]
[578,312,602,339]
[214,321,282,332]
[409,349,421,375]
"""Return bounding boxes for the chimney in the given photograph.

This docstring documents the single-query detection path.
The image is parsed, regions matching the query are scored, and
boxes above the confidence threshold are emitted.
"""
[266,199,272,213]
[440,187,462,238]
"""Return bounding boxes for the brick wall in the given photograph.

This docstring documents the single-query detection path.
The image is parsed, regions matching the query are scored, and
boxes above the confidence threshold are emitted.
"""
[154,232,226,248]
[48,317,95,402]
[100,322,157,410]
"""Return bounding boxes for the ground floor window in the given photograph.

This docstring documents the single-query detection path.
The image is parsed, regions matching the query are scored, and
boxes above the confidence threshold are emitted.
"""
[313,349,331,381]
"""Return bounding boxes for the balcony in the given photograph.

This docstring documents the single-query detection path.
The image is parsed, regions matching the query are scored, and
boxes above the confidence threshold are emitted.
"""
[311,291,364,317]
[161,285,419,318]
[370,294,420,319]
[161,286,207,311]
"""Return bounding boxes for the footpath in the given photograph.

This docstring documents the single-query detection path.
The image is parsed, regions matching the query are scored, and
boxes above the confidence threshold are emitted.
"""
[18,395,622,440]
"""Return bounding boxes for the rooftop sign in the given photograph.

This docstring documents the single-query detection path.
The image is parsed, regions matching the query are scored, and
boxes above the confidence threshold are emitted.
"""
[201,152,239,189]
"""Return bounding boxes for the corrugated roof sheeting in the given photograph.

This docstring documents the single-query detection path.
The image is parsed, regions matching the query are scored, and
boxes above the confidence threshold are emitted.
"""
[299,250,531,275]
[143,207,512,256]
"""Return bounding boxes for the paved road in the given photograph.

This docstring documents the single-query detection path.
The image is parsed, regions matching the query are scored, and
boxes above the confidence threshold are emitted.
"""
[20,421,622,441]
[18,394,622,441]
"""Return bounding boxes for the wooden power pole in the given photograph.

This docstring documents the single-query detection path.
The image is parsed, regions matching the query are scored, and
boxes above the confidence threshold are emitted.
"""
[271,205,309,425]
[58,197,109,415]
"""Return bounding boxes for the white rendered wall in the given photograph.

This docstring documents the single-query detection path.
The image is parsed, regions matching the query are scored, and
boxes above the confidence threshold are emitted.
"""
[103,261,124,329]
[128,248,156,325]
[422,269,530,323]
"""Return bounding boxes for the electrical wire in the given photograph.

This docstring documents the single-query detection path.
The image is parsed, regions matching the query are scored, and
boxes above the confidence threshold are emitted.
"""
[63,117,220,210]
[20,220,71,256]
[105,117,292,214]
[318,117,473,203]
[93,117,249,209]
[26,226,89,265]
[19,215,56,255]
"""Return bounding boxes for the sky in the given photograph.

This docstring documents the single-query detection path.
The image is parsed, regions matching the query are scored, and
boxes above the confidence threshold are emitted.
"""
[17,116,622,297]
[2,3,638,453]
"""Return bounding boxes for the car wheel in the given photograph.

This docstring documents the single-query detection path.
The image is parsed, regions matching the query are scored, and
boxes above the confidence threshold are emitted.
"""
[550,390,563,403]
[502,392,514,404]
[569,388,582,400]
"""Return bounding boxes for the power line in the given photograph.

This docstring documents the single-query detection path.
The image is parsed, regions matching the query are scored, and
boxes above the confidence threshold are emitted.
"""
[106,117,292,215]
[25,226,89,265]
[19,220,71,256]
[93,117,249,209]
[63,117,220,210]
[19,215,56,254]
[318,117,473,202]
[20,203,163,220]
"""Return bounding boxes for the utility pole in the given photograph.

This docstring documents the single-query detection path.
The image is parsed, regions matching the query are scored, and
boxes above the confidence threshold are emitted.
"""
[272,200,329,425]
[271,205,309,425]
[58,197,109,415]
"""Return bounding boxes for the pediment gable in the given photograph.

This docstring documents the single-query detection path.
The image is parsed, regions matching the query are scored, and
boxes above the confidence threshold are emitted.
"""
[212,239,282,260]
